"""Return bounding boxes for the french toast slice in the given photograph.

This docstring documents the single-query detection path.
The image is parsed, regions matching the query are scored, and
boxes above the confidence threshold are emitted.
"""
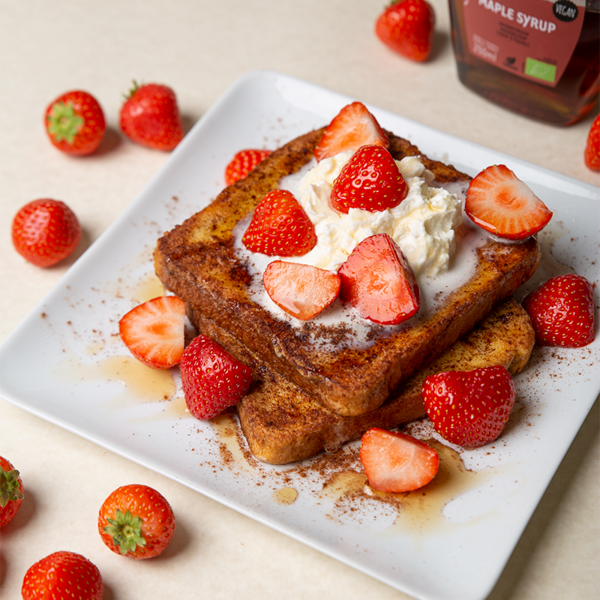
[188,298,535,464]
[155,128,541,417]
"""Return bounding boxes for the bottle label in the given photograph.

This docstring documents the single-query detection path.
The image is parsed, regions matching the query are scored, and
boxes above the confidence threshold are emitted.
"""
[462,0,586,87]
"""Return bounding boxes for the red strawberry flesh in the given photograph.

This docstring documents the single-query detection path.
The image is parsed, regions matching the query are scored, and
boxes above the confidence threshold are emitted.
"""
[360,428,439,492]
[225,149,272,186]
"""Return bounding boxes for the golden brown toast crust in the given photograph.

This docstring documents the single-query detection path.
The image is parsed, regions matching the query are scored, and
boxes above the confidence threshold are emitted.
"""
[155,129,541,417]
[189,298,534,464]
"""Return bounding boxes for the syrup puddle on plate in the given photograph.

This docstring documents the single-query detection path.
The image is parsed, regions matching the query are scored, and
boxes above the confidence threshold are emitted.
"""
[321,441,513,535]
[273,487,299,505]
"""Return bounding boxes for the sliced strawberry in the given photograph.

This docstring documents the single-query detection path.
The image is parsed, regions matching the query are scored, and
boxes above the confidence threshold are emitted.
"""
[314,102,389,162]
[465,164,552,240]
[360,428,439,493]
[584,115,600,172]
[338,233,420,325]
[225,149,273,186]
[522,273,595,348]
[422,365,516,449]
[242,189,317,257]
[119,296,186,369]
[180,335,252,420]
[330,145,408,214]
[263,261,341,320]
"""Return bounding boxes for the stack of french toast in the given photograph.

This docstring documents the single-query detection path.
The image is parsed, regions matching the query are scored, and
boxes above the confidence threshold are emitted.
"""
[154,109,540,465]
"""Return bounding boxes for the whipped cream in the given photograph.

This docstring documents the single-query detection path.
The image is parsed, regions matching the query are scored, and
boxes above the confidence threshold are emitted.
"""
[279,152,463,277]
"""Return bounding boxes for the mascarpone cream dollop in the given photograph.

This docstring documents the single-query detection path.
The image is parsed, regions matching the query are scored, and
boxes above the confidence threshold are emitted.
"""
[281,151,463,278]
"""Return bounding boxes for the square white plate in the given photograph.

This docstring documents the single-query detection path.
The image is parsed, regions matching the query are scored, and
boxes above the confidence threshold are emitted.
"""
[0,71,598,600]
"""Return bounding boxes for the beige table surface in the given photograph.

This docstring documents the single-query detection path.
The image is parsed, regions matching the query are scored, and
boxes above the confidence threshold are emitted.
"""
[1,1,598,599]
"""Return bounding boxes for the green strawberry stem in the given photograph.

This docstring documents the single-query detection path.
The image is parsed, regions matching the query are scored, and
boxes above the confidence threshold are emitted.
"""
[103,509,147,555]
[46,101,84,144]
[0,467,23,508]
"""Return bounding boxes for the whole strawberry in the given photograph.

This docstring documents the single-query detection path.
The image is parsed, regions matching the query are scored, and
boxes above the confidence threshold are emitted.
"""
[99,484,176,559]
[375,0,436,62]
[45,90,106,155]
[225,148,273,186]
[522,274,595,348]
[0,456,24,527]
[330,145,408,213]
[584,114,600,171]
[423,365,516,448]
[12,199,82,267]
[120,82,184,151]
[242,189,317,256]
[180,335,252,420]
[22,551,103,600]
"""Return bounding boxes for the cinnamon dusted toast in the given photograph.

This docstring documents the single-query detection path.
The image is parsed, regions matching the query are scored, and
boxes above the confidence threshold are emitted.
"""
[154,128,540,417]
[188,297,534,464]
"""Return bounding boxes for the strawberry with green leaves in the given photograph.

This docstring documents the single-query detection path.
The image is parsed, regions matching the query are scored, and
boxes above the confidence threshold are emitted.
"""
[375,0,436,62]
[225,149,273,186]
[330,145,408,213]
[11,199,82,268]
[465,164,552,240]
[522,274,595,348]
[423,365,516,448]
[339,233,420,325]
[360,428,439,492]
[314,102,389,162]
[120,82,184,151]
[22,551,103,600]
[99,484,176,559]
[0,456,24,527]
[584,114,600,171]
[242,189,317,257]
[180,335,253,420]
[119,295,186,369]
[263,261,341,320]
[45,90,106,155]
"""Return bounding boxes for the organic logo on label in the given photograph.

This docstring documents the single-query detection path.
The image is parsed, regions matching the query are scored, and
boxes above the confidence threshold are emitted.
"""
[553,0,578,22]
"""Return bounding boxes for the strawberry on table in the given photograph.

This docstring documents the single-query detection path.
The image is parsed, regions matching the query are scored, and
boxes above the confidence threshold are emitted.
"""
[180,335,253,420]
[522,274,595,348]
[465,164,552,240]
[242,189,317,256]
[99,484,176,559]
[422,365,516,448]
[225,148,273,186]
[314,102,389,162]
[360,428,439,492]
[119,296,186,369]
[375,0,436,62]
[0,456,24,527]
[120,82,184,151]
[22,551,103,600]
[330,145,408,213]
[338,233,420,325]
[45,90,106,155]
[584,114,600,171]
[263,261,341,320]
[11,199,82,268]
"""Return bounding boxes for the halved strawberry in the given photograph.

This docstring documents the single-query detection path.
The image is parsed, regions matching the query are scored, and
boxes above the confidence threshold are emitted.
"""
[119,296,186,369]
[522,273,595,348]
[225,149,273,186]
[263,261,341,320]
[242,189,317,256]
[422,365,516,448]
[314,102,389,162]
[180,335,252,420]
[338,233,420,325]
[584,115,600,172]
[330,145,408,213]
[360,428,439,493]
[465,164,552,240]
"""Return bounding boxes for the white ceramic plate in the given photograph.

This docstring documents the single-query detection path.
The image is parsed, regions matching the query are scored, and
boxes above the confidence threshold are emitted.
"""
[0,71,598,600]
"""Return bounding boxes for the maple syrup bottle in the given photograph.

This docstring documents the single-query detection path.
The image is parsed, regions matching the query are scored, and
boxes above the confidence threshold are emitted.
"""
[448,0,600,125]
